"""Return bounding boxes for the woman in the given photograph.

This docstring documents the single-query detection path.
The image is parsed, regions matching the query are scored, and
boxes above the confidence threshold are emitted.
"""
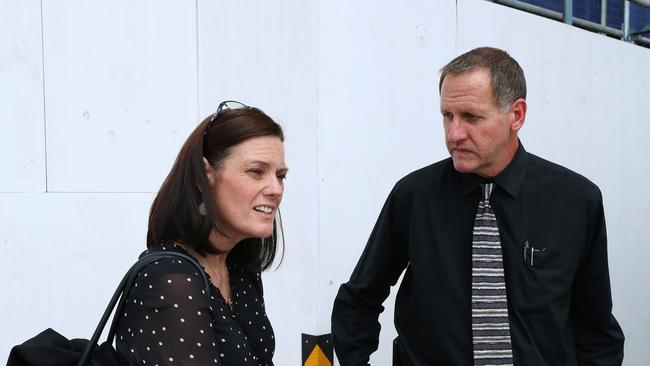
[116,101,287,365]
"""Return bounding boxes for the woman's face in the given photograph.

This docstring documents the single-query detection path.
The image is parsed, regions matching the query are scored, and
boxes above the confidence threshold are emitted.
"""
[207,136,287,249]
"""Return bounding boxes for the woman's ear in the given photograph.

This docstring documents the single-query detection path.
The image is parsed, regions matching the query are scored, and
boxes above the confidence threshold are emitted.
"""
[203,157,215,185]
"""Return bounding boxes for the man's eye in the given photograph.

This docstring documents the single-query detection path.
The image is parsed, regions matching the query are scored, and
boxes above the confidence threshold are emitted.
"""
[248,169,263,176]
[462,113,479,123]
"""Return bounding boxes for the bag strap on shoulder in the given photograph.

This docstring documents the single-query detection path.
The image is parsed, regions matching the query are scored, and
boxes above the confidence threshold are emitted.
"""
[77,251,209,366]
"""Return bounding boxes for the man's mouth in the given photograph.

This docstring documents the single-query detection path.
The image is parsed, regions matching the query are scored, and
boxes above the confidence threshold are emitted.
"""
[453,147,472,154]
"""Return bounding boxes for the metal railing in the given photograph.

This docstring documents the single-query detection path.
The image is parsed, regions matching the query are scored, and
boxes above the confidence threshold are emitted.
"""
[490,0,650,48]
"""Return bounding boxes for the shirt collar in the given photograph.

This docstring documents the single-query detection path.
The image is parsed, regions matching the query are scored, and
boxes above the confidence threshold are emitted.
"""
[459,141,528,199]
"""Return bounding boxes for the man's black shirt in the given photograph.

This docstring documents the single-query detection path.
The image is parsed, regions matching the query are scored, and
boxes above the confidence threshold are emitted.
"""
[332,144,624,365]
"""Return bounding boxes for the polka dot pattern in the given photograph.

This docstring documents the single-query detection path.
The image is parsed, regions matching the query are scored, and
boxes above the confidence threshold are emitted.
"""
[116,244,275,365]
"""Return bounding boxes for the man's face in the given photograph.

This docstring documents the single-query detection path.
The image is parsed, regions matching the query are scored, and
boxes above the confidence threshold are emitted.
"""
[440,68,522,178]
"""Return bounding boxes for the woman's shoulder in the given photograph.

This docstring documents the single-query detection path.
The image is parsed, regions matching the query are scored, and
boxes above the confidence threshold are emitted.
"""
[142,241,201,270]
[132,242,209,295]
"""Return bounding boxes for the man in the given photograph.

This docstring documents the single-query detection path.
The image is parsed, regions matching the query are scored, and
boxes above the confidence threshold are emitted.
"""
[331,47,624,365]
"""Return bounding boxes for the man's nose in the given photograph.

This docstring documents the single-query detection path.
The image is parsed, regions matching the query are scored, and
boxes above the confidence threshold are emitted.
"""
[447,119,467,143]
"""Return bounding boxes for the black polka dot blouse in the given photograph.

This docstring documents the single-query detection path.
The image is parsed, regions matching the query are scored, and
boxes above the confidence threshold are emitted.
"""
[116,243,275,365]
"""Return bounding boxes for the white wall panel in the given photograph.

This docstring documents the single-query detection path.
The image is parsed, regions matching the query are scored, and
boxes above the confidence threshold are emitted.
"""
[457,1,650,363]
[43,0,198,192]
[197,1,320,364]
[2,1,649,364]
[318,1,458,363]
[0,192,153,363]
[0,0,45,192]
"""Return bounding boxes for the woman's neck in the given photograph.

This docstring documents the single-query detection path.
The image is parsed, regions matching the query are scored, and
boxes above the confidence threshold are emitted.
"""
[204,251,228,271]
[172,240,232,304]
[208,228,240,253]
[172,241,227,268]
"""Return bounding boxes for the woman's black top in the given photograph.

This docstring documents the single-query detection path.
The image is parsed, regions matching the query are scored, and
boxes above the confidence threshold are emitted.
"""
[116,242,275,365]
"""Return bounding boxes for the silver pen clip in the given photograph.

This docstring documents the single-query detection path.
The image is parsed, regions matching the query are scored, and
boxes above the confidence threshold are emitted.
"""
[531,246,546,267]
[523,240,546,268]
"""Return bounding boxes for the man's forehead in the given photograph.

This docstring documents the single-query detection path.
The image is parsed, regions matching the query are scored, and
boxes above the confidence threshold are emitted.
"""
[441,76,493,105]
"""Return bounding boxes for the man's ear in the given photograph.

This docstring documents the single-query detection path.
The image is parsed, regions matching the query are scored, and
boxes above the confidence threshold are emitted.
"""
[510,98,527,132]
[203,157,215,185]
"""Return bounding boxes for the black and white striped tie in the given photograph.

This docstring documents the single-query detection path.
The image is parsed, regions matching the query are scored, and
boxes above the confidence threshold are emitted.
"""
[471,183,514,365]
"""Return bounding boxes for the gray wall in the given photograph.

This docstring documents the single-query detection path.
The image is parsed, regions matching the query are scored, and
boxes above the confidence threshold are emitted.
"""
[1,0,648,364]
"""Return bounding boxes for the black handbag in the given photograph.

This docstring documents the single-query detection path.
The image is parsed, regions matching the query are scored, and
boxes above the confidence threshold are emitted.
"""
[7,251,209,366]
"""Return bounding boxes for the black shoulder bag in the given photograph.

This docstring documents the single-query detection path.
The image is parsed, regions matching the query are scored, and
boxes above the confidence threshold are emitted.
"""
[7,251,210,366]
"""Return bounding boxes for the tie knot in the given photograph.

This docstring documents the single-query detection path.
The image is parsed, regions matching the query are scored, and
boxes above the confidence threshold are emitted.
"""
[481,183,494,202]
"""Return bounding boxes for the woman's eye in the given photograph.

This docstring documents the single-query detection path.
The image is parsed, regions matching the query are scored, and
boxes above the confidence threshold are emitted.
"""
[248,169,263,176]
[277,174,287,182]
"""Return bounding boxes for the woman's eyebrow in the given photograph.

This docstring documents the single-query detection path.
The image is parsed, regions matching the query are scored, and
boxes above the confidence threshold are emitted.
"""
[243,160,289,172]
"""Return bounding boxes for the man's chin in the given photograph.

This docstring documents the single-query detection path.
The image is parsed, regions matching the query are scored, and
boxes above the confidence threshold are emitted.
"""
[451,159,477,174]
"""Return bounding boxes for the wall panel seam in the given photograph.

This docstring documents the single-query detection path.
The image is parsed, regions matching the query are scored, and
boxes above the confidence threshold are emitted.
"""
[40,0,48,193]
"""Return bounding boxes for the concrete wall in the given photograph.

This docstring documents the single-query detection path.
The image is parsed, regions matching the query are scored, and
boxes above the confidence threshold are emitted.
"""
[1,0,648,364]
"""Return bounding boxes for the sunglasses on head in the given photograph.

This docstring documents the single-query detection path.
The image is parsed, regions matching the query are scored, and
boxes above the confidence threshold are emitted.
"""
[204,100,250,136]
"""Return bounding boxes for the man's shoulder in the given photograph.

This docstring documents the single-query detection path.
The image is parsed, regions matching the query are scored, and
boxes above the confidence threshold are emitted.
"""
[379,158,453,209]
[396,157,454,189]
[526,152,602,200]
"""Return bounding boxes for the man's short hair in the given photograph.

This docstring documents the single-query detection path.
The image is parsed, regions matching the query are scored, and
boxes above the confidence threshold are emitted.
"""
[439,47,527,112]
